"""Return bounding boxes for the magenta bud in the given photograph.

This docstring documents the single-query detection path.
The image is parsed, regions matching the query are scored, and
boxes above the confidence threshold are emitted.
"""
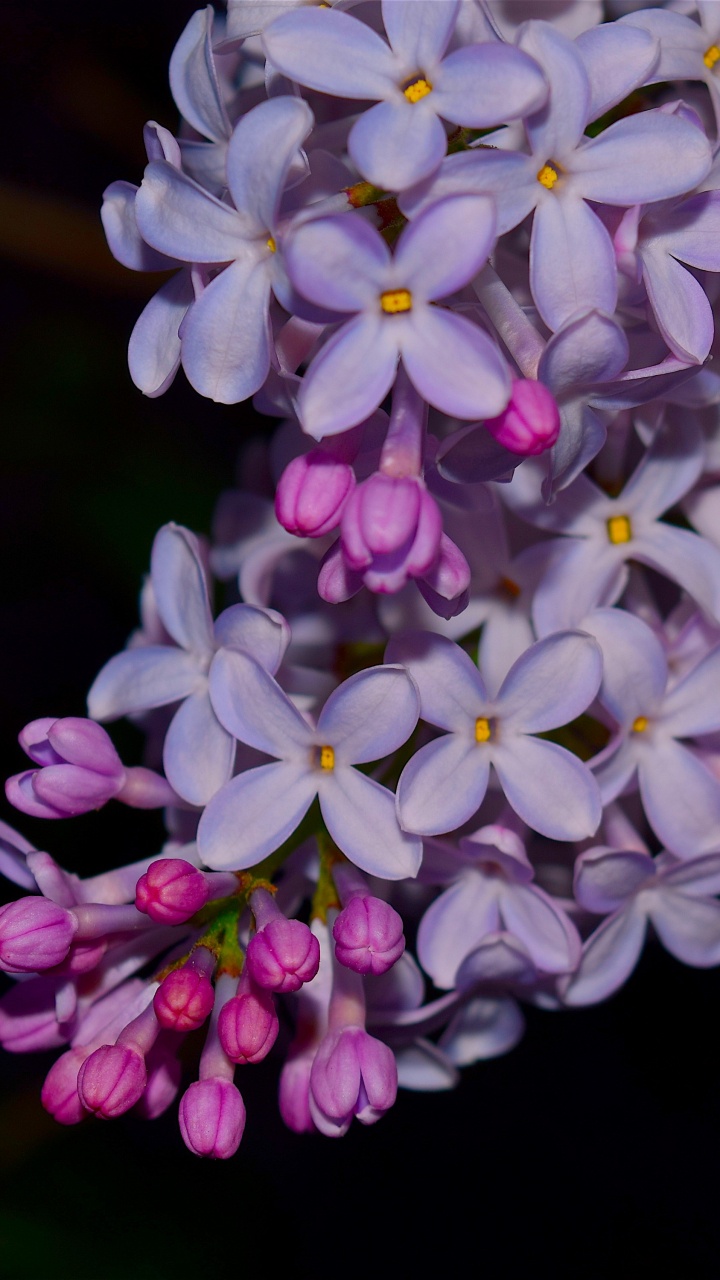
[77,1043,147,1118]
[135,858,209,925]
[246,918,320,993]
[333,896,405,976]
[341,474,442,592]
[154,968,215,1032]
[6,717,126,819]
[0,898,77,973]
[310,1027,398,1136]
[179,1078,246,1159]
[218,990,279,1064]
[483,379,560,456]
[279,1051,316,1134]
[275,450,356,538]
[41,1047,91,1126]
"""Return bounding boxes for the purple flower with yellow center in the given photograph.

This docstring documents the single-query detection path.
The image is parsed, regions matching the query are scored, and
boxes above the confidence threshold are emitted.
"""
[262,0,548,191]
[284,193,510,438]
[389,630,602,842]
[199,654,421,879]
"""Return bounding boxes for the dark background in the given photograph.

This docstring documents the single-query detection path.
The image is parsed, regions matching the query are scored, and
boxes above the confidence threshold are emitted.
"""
[1,3,719,1275]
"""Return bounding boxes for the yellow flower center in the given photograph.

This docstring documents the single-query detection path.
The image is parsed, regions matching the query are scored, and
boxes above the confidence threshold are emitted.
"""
[537,163,559,190]
[475,717,492,744]
[266,236,276,253]
[704,44,720,69]
[632,716,648,734]
[381,288,412,314]
[317,745,335,771]
[403,77,432,103]
[606,514,632,545]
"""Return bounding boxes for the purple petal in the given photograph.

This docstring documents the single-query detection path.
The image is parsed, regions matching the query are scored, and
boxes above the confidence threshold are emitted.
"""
[128,271,192,398]
[642,247,713,365]
[397,734,490,836]
[621,417,704,521]
[381,0,458,69]
[640,741,720,859]
[439,997,525,1065]
[87,647,202,720]
[531,194,617,332]
[394,1042,460,1090]
[163,691,234,807]
[151,523,213,655]
[401,307,510,420]
[208,649,311,759]
[394,195,496,300]
[400,150,538,237]
[101,181,176,272]
[498,632,602,734]
[213,604,289,675]
[575,21,658,120]
[649,889,720,967]
[651,192,720,271]
[285,212,390,313]
[385,631,487,730]
[432,42,547,127]
[499,883,580,974]
[136,161,256,261]
[571,112,711,205]
[349,98,447,192]
[298,314,398,439]
[574,846,656,914]
[316,666,418,764]
[563,905,646,1005]
[585,608,667,727]
[320,768,421,880]
[198,762,318,869]
[226,95,314,233]
[492,736,601,841]
[531,539,627,637]
[519,21,590,158]
[660,645,720,739]
[262,8,399,99]
[169,7,230,145]
[181,256,272,405]
[662,853,720,897]
[630,524,720,622]
[538,309,629,398]
[417,871,500,989]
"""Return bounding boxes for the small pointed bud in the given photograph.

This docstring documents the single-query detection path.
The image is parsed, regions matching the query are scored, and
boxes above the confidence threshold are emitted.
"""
[154,967,215,1032]
[310,1027,397,1136]
[77,1043,147,1118]
[41,1047,91,1125]
[178,1078,246,1159]
[333,896,405,976]
[483,380,560,457]
[6,717,126,819]
[341,474,442,590]
[0,898,77,973]
[275,450,355,537]
[246,918,320,993]
[135,858,209,925]
[218,989,279,1064]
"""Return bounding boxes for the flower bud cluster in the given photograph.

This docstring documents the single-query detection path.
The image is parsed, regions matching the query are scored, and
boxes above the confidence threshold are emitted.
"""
[6,0,720,1159]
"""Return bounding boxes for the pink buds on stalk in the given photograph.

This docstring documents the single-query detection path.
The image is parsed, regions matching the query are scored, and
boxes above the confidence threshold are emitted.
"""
[5,716,175,819]
[275,449,356,537]
[309,1026,398,1137]
[178,1078,246,1159]
[483,379,560,456]
[246,889,320,993]
[340,473,443,593]
[135,858,209,925]
[332,895,405,976]
[0,898,77,973]
[153,949,216,1032]
[41,1047,93,1125]
[77,1044,147,1118]
[218,985,279,1064]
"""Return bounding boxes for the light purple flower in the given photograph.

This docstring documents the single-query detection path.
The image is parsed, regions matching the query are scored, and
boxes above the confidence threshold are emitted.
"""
[390,630,602,841]
[199,655,421,878]
[285,194,510,438]
[263,0,548,190]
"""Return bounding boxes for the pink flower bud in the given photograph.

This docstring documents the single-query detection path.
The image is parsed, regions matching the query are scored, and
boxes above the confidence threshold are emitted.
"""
[309,1027,397,1137]
[135,858,209,925]
[154,967,215,1032]
[179,1078,246,1159]
[246,918,320,993]
[41,1047,91,1125]
[340,474,442,593]
[0,898,77,973]
[275,450,355,537]
[134,1046,182,1119]
[218,989,279,1064]
[279,1050,316,1134]
[483,380,560,456]
[6,717,126,819]
[333,896,405,976]
[77,1043,147,1118]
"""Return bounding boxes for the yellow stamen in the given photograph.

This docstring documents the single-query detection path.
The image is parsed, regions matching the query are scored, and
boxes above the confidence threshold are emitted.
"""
[475,717,491,744]
[380,288,412,314]
[606,514,632,545]
[632,716,648,734]
[537,163,559,190]
[319,745,335,771]
[404,77,432,104]
[266,236,276,253]
[499,576,521,599]
[704,44,720,69]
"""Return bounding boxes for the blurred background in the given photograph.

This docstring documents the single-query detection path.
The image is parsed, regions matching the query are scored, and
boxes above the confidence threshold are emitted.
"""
[1,3,720,1275]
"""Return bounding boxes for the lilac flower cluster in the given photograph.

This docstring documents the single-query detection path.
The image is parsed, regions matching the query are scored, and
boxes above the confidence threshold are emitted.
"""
[6,0,720,1158]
